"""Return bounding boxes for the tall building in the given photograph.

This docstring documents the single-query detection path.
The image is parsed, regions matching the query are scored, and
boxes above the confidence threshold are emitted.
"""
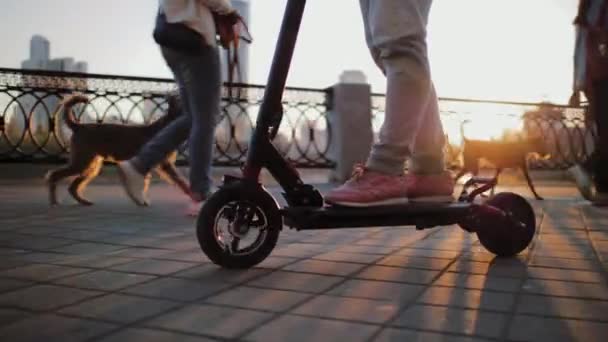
[8,35,90,154]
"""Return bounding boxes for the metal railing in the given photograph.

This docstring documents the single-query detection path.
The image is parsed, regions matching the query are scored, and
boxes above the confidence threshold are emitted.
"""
[0,68,592,170]
[0,68,333,167]
[372,94,592,170]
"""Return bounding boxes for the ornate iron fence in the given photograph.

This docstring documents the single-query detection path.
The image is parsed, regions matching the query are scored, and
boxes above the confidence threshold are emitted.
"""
[372,94,592,170]
[0,68,332,167]
[0,68,592,170]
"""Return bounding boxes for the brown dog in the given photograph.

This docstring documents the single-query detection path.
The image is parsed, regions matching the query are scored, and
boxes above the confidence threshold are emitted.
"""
[454,121,549,200]
[46,93,191,206]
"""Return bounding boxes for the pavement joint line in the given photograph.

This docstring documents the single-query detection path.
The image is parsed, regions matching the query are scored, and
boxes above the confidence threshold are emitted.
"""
[83,248,318,342]
[231,227,441,340]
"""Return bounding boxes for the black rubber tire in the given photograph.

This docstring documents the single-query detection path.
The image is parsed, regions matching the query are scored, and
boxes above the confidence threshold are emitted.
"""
[476,192,536,257]
[196,183,281,269]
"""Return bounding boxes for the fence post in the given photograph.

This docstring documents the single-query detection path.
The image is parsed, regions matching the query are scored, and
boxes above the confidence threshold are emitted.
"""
[328,70,373,182]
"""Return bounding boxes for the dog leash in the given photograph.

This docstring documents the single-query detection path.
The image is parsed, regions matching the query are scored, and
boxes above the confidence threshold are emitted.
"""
[222,15,253,103]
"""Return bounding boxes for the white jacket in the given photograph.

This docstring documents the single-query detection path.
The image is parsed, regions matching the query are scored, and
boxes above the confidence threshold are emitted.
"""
[159,0,234,46]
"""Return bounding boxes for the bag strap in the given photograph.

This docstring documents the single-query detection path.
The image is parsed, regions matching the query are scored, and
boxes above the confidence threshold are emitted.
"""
[223,16,253,102]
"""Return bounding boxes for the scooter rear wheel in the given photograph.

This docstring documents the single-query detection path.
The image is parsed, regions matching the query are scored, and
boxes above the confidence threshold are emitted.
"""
[476,192,536,257]
[196,183,281,269]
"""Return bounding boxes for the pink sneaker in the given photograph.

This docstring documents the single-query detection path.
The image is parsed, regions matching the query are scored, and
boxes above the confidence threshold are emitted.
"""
[325,165,408,207]
[406,172,455,203]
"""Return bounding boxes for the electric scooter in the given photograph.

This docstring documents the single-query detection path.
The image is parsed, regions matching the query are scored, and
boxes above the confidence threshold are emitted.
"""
[195,0,536,269]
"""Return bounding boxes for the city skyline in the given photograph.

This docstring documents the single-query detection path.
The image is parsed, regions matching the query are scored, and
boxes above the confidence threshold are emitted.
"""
[1,0,577,104]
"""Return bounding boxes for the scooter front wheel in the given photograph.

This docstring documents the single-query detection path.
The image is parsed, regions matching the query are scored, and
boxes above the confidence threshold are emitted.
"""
[196,183,281,269]
[476,192,536,257]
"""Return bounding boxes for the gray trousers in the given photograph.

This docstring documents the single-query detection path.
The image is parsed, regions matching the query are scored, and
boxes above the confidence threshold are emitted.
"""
[360,0,445,175]
[133,45,221,196]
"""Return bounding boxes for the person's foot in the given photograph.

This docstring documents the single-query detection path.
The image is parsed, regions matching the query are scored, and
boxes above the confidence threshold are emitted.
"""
[117,160,150,206]
[185,192,207,217]
[406,171,455,203]
[325,165,408,207]
[568,164,594,201]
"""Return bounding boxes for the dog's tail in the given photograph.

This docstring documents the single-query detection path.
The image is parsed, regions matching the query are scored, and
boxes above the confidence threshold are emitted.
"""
[56,94,89,132]
[460,119,471,143]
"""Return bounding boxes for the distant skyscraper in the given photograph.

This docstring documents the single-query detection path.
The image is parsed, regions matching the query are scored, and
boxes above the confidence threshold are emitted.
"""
[11,35,90,153]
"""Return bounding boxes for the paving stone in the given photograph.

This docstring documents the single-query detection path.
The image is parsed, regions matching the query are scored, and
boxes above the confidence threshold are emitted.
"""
[204,286,310,312]
[255,256,298,269]
[0,235,75,250]
[13,252,71,264]
[589,231,608,241]
[532,248,597,259]
[172,263,270,283]
[248,271,344,293]
[110,259,197,275]
[448,260,527,278]
[527,266,604,283]
[410,239,473,252]
[53,255,136,268]
[291,294,400,324]
[392,305,507,338]
[377,255,453,270]
[394,248,461,259]
[53,270,156,291]
[355,265,439,284]
[244,314,379,342]
[59,293,178,323]
[0,284,101,311]
[508,315,608,342]
[327,279,424,302]
[52,242,126,255]
[283,260,366,276]
[312,251,382,264]
[123,277,232,302]
[417,287,516,312]
[374,328,493,342]
[0,278,33,293]
[435,272,522,292]
[335,245,400,255]
[151,249,209,263]
[0,308,31,327]
[522,278,608,300]
[539,233,592,245]
[97,327,215,342]
[144,304,272,339]
[2,263,91,282]
[529,256,603,271]
[516,294,608,320]
[106,248,172,259]
[0,314,117,342]
[0,258,28,271]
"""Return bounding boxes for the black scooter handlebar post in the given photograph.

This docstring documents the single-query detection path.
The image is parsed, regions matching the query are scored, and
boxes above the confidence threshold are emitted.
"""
[243,0,307,181]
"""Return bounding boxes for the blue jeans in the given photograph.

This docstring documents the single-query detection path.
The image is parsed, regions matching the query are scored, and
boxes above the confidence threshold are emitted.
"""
[360,0,445,175]
[133,45,221,196]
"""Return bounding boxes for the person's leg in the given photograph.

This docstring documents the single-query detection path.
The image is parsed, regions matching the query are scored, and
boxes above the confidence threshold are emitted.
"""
[592,79,608,205]
[407,84,454,201]
[570,80,608,204]
[117,49,193,206]
[327,0,452,206]
[175,46,222,201]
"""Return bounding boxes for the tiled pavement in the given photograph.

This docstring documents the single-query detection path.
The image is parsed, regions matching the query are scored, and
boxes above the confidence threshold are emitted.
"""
[1,180,608,341]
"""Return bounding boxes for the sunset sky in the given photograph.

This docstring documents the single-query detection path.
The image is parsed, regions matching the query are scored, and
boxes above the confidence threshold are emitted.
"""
[1,0,577,104]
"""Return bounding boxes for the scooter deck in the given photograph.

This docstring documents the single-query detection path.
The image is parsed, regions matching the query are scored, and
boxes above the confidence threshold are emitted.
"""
[282,202,473,230]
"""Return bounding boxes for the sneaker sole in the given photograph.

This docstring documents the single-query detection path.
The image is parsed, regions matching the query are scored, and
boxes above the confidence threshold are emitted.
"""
[327,197,409,207]
[409,195,454,203]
